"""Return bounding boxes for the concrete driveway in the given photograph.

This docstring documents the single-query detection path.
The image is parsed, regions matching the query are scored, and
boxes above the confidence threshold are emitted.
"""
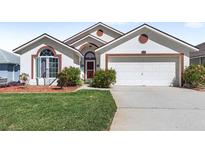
[110,86,205,130]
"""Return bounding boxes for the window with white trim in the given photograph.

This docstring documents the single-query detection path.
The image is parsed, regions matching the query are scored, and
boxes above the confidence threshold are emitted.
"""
[36,49,59,78]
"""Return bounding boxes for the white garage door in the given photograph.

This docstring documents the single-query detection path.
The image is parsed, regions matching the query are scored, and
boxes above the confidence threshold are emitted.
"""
[108,56,179,86]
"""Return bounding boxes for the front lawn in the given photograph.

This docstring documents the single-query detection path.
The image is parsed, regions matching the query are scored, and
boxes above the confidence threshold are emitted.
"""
[0,90,117,131]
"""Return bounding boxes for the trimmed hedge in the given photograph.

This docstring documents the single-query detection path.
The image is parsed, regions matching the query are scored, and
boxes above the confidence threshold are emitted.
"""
[183,64,205,88]
[57,67,81,88]
[91,69,116,88]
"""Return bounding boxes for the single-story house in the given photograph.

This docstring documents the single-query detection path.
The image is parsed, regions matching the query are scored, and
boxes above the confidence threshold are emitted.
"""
[190,42,205,65]
[13,22,198,86]
[0,48,20,82]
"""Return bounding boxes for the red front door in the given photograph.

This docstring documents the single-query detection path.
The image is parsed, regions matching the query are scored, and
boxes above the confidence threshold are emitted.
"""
[86,61,95,79]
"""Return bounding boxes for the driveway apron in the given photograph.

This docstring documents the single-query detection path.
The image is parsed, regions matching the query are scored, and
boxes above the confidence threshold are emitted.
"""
[110,86,205,130]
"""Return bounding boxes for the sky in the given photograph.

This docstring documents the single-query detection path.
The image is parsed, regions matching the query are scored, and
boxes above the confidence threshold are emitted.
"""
[0,22,204,51]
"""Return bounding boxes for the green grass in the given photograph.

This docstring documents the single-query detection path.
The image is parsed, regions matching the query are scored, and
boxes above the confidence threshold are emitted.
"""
[0,90,117,131]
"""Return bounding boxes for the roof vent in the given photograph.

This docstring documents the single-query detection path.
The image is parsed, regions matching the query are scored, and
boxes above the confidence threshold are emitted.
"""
[139,34,148,44]
[141,50,146,54]
[97,29,104,37]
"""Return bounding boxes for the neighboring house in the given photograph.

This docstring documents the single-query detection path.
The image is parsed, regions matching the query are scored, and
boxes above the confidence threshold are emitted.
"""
[190,42,205,65]
[13,22,198,86]
[0,48,20,82]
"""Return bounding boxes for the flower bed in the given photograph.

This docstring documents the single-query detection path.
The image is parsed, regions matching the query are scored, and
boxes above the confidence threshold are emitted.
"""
[0,85,79,93]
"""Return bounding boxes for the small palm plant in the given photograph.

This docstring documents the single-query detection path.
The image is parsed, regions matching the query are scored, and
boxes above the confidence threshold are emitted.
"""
[19,73,29,86]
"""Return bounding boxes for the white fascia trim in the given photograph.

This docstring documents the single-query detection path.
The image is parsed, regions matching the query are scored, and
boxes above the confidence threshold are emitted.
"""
[96,25,199,52]
[100,22,124,35]
[146,25,199,51]
[63,22,124,43]
[14,34,83,57]
[70,34,106,46]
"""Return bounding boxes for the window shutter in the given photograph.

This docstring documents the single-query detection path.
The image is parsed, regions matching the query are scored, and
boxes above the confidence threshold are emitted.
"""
[36,58,40,78]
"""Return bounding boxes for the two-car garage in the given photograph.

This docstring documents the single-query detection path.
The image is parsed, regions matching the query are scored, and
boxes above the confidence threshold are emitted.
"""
[96,24,198,87]
[106,54,183,86]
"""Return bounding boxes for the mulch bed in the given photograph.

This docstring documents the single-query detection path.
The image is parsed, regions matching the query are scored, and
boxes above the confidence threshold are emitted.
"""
[0,85,79,93]
[193,88,205,92]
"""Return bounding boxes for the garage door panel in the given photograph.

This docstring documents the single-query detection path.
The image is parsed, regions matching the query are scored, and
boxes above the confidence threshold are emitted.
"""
[108,57,179,86]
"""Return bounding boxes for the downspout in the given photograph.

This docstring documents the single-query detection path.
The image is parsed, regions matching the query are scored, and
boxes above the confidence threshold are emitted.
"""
[79,55,84,80]
[12,64,15,81]
[199,57,202,65]
[12,64,18,82]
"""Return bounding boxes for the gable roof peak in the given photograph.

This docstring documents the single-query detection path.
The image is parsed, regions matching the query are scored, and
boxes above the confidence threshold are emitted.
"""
[197,42,205,47]
[70,34,107,46]
[96,23,198,52]
[42,33,49,36]
[196,42,205,51]
[63,22,124,43]
[13,33,82,57]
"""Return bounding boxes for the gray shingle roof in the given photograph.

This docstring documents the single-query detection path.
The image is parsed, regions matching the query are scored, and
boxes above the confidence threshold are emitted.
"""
[0,48,20,64]
[190,42,205,58]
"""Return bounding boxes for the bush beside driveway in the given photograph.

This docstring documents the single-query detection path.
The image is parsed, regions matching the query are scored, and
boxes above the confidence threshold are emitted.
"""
[183,64,205,88]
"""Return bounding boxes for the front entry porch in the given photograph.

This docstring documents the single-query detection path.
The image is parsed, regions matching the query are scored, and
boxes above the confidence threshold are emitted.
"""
[84,51,96,80]
[85,60,95,79]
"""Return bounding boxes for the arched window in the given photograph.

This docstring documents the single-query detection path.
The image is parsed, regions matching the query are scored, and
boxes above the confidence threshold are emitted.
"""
[36,48,59,78]
[85,51,95,60]
[40,49,54,56]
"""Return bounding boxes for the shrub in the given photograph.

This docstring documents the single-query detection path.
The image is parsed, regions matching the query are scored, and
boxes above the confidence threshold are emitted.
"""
[183,64,205,88]
[91,69,116,88]
[57,70,68,88]
[57,67,81,88]
[19,73,29,85]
